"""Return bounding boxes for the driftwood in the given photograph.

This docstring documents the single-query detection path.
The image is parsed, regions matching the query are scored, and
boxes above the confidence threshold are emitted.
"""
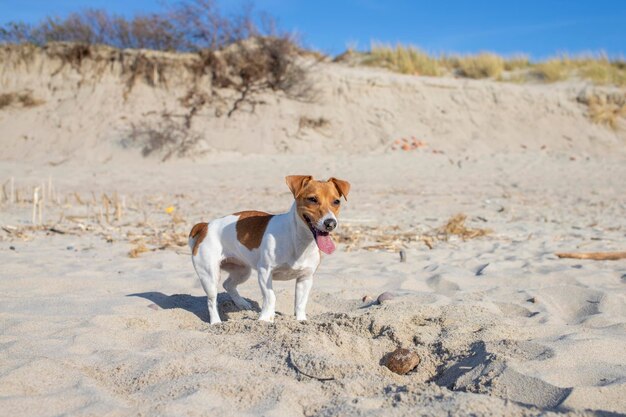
[556,251,626,261]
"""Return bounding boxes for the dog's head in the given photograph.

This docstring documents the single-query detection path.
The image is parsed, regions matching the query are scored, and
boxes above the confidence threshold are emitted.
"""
[285,175,350,255]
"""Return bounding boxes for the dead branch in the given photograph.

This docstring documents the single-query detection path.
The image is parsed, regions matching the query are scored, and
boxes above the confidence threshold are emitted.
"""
[556,251,626,261]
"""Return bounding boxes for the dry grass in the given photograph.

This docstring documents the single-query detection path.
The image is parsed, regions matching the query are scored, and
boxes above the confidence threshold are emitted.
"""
[335,213,491,252]
[503,54,531,71]
[578,91,626,130]
[452,53,505,79]
[578,59,626,86]
[437,213,491,240]
[0,90,44,109]
[2,180,492,259]
[531,58,570,82]
[1,180,193,258]
[530,55,626,85]
[354,46,626,86]
[365,44,441,76]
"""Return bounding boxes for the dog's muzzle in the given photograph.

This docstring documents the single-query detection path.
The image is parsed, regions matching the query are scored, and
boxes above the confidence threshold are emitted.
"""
[323,218,337,231]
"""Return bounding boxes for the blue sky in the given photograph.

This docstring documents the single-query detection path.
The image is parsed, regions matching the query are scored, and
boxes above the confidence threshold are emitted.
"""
[1,0,625,58]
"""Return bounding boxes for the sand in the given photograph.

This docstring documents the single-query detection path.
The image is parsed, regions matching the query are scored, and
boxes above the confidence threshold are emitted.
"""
[1,44,626,416]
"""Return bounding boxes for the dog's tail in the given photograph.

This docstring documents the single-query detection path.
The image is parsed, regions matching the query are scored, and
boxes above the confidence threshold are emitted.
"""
[188,222,209,256]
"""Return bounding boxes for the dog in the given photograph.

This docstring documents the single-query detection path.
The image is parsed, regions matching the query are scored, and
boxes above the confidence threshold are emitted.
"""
[188,175,350,324]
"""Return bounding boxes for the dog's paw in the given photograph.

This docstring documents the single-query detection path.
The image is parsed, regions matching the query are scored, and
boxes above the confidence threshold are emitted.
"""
[258,313,275,323]
[296,314,307,321]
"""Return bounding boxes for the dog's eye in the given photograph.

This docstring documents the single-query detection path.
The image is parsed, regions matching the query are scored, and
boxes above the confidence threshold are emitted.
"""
[333,199,341,206]
[307,196,318,204]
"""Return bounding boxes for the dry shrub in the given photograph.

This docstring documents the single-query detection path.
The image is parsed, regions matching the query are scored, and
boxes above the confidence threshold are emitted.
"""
[578,91,626,130]
[125,116,204,161]
[0,90,44,109]
[365,43,440,76]
[0,1,269,52]
[437,214,490,240]
[299,116,330,130]
[197,36,310,117]
[454,53,504,79]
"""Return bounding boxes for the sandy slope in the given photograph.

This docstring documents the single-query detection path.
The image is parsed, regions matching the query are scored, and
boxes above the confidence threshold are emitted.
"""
[1,44,625,162]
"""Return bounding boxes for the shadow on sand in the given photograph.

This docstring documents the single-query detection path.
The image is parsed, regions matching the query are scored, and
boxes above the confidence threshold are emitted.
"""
[127,292,260,322]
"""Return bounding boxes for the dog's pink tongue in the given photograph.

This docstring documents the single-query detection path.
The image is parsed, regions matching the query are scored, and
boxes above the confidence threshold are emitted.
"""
[315,234,336,254]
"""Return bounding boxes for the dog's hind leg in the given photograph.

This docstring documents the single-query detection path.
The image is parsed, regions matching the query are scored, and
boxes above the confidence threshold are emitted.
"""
[189,223,221,324]
[191,253,222,324]
[222,263,252,310]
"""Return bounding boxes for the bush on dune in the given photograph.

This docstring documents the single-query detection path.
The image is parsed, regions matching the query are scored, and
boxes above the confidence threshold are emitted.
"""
[0,0,261,52]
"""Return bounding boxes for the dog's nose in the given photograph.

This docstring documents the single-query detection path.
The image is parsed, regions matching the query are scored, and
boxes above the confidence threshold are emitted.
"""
[323,218,337,231]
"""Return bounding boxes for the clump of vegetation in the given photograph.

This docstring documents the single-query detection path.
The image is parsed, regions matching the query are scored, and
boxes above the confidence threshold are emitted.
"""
[437,213,491,240]
[0,0,261,52]
[530,54,626,85]
[531,58,569,82]
[347,44,626,86]
[578,91,626,130]
[299,116,330,130]
[577,58,626,86]
[452,52,505,79]
[503,54,531,71]
[200,36,312,117]
[364,43,441,76]
[0,90,44,109]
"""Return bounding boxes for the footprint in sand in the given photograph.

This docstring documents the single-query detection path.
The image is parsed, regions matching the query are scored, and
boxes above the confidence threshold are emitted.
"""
[426,274,460,295]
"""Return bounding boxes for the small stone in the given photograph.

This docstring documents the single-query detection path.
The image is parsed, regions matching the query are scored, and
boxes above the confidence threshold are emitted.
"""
[147,303,160,310]
[362,295,372,303]
[377,292,395,304]
[9,246,16,251]
[385,348,420,375]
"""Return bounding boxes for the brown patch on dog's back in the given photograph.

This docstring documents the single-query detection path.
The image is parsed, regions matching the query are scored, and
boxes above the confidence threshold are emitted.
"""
[235,211,274,250]
[189,222,208,256]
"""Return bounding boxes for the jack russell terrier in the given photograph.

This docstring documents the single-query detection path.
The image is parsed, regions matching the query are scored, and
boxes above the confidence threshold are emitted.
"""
[189,175,350,324]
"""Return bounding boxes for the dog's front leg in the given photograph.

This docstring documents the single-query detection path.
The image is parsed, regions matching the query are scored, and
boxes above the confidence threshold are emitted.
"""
[294,276,313,321]
[257,267,276,322]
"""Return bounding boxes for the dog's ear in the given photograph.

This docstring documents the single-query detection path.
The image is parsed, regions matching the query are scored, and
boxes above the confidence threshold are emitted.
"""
[285,175,313,198]
[328,177,350,201]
